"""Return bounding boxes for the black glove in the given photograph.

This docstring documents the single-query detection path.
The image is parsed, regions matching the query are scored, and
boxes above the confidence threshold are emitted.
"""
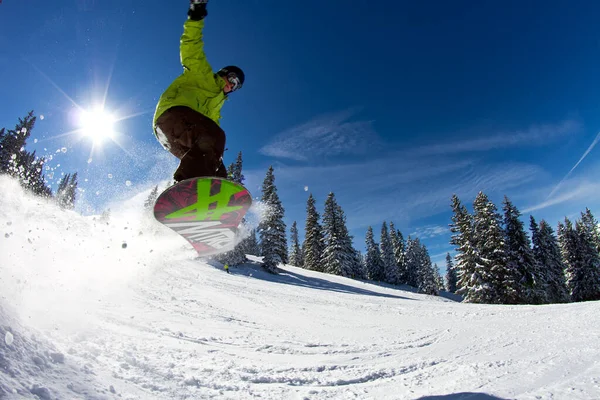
[188,0,208,21]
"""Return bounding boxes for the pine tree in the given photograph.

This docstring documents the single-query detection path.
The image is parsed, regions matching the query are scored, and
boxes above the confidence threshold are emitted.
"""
[417,244,439,296]
[56,174,71,203]
[350,248,366,280]
[365,226,384,281]
[227,151,245,184]
[302,194,325,272]
[19,150,52,197]
[289,221,303,267]
[580,208,600,253]
[471,192,506,303]
[380,222,399,284]
[56,173,79,209]
[258,166,287,272]
[445,253,458,293]
[243,229,260,256]
[0,112,52,197]
[450,194,494,303]
[357,250,367,279]
[0,111,36,174]
[144,186,159,210]
[575,215,600,301]
[215,239,248,266]
[433,264,445,292]
[530,217,569,303]
[557,217,600,302]
[389,222,407,284]
[321,193,356,277]
[339,204,363,278]
[502,197,544,304]
[404,237,422,288]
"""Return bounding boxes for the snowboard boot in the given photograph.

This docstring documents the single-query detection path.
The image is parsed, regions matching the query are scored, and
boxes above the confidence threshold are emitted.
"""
[173,139,223,182]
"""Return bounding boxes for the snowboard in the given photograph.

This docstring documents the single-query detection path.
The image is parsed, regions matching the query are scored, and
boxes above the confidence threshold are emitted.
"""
[153,177,252,257]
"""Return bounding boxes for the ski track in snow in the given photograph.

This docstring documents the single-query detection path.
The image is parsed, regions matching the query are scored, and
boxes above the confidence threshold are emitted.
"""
[0,176,599,400]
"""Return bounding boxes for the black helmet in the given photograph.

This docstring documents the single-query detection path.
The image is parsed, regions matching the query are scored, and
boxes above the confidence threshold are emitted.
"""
[217,66,245,92]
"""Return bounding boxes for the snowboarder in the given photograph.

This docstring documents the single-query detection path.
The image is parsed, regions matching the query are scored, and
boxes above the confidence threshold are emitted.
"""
[224,264,230,274]
[153,0,245,182]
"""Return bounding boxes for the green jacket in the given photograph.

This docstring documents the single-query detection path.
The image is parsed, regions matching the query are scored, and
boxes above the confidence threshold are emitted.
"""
[153,19,227,130]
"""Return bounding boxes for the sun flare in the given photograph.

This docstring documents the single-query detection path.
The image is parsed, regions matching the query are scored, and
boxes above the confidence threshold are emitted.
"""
[78,108,116,144]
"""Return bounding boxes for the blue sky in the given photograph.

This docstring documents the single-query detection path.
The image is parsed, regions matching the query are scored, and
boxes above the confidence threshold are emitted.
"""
[2,0,600,268]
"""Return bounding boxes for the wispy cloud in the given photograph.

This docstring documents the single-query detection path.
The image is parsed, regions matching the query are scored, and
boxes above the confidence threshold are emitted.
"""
[248,113,595,255]
[259,109,382,161]
[411,225,449,239]
[413,119,581,155]
[244,153,545,234]
[523,178,600,214]
[547,131,600,199]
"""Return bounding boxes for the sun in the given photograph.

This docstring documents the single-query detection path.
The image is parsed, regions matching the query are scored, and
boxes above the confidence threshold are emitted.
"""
[77,107,116,144]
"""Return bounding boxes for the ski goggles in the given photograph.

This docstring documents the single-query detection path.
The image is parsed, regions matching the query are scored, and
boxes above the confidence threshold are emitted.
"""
[226,73,243,92]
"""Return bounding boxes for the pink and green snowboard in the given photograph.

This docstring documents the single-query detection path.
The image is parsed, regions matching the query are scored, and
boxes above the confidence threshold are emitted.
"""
[153,177,252,257]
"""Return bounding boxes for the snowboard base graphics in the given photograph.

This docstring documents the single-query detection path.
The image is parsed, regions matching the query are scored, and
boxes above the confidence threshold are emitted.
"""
[153,177,252,257]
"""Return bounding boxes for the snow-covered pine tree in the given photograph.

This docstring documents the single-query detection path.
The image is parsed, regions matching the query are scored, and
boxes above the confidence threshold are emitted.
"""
[557,217,600,302]
[0,112,52,197]
[289,221,303,267]
[0,112,35,175]
[575,215,600,301]
[580,208,600,253]
[433,263,444,293]
[530,217,569,303]
[243,228,260,256]
[350,248,366,279]
[502,197,545,304]
[336,203,363,279]
[56,173,79,209]
[258,166,287,272]
[417,244,439,296]
[144,186,159,210]
[227,151,244,184]
[404,236,422,288]
[450,194,493,303]
[321,193,356,277]
[389,222,407,284]
[56,174,70,202]
[357,250,367,278]
[471,192,506,303]
[18,150,52,197]
[302,194,325,272]
[365,226,384,281]
[215,240,248,265]
[445,253,458,293]
[450,195,476,298]
[68,172,79,207]
[380,222,399,284]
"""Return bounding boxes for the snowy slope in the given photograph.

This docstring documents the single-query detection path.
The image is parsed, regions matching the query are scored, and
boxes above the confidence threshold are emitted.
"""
[1,176,599,400]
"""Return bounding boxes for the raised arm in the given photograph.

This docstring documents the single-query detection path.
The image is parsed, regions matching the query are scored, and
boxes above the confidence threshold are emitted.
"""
[180,19,214,76]
[180,0,213,76]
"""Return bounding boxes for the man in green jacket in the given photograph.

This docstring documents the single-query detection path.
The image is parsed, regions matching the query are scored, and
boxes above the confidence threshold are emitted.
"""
[153,0,245,182]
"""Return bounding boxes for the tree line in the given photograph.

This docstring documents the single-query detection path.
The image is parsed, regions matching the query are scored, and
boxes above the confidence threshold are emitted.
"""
[200,153,444,295]
[1,112,79,209]
[9,112,599,304]
[449,192,600,304]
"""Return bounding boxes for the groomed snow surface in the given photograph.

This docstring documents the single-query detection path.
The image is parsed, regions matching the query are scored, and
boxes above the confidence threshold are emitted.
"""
[0,176,599,400]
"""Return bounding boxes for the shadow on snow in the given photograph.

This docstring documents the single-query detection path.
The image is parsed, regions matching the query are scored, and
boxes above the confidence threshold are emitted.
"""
[209,259,414,301]
[417,393,509,400]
